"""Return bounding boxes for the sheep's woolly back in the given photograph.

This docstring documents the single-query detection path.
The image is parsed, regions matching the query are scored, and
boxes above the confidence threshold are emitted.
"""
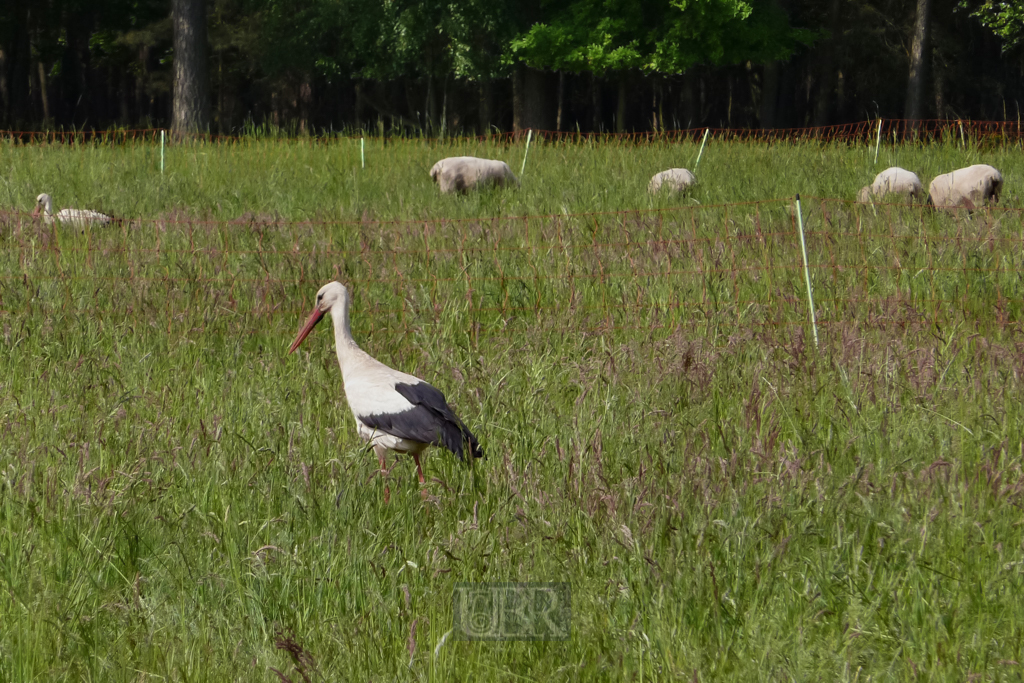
[856,167,923,204]
[649,168,697,194]
[927,164,1003,209]
[430,156,519,194]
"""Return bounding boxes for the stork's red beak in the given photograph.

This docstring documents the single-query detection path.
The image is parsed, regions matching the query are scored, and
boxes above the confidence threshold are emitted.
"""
[289,307,326,354]
[31,205,39,217]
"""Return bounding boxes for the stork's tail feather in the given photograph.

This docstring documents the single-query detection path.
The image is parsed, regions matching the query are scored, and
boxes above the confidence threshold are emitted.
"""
[464,428,484,460]
[441,421,483,461]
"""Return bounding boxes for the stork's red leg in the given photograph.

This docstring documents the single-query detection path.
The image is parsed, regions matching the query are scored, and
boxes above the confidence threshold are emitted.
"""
[413,452,429,500]
[374,445,390,503]
[413,453,426,484]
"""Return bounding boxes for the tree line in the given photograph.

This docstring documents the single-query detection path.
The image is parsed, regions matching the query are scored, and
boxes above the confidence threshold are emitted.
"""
[0,0,1022,135]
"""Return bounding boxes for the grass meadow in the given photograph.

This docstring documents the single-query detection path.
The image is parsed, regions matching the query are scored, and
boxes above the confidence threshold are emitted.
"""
[1,132,1024,681]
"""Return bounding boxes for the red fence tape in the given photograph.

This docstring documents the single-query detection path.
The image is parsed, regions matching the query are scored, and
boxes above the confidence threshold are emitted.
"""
[2,120,1023,146]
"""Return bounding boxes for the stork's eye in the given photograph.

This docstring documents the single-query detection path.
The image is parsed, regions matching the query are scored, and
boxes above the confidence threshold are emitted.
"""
[316,294,323,303]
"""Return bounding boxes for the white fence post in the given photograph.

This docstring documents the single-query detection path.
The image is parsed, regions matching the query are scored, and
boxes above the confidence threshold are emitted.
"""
[794,194,819,350]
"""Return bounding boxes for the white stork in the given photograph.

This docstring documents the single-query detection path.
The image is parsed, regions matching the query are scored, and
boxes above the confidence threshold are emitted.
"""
[32,193,113,228]
[288,282,483,492]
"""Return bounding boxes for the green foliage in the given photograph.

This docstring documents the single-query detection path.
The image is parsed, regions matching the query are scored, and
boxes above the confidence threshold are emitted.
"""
[250,0,518,82]
[508,0,650,72]
[960,0,1024,49]
[246,0,812,86]
[22,0,169,81]
[377,0,519,80]
[509,0,815,74]
[2,0,1023,132]
[253,0,368,78]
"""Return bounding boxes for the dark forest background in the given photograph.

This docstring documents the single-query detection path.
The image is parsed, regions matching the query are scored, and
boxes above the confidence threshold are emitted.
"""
[1,0,1023,135]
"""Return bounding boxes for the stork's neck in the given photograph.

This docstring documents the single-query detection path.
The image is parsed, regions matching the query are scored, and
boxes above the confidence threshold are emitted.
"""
[330,296,364,374]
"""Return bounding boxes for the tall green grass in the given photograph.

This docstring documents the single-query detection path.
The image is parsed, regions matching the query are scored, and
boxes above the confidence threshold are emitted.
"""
[0,137,1023,681]
[1,132,1019,220]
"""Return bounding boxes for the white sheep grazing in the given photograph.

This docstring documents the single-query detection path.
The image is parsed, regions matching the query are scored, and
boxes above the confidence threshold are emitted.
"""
[856,167,924,204]
[648,168,697,194]
[429,156,519,194]
[927,164,1003,209]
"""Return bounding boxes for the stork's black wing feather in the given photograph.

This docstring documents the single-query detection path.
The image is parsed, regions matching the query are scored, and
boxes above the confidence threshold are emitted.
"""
[364,381,483,460]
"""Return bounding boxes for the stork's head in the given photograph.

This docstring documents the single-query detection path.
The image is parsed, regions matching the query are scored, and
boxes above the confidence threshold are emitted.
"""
[32,193,52,218]
[288,281,349,354]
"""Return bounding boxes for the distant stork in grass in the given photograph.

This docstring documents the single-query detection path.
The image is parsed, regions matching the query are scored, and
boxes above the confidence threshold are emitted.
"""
[32,193,113,228]
[289,281,483,496]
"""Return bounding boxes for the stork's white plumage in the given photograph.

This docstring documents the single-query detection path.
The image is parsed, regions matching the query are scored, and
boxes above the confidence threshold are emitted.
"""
[32,193,113,228]
[289,282,483,492]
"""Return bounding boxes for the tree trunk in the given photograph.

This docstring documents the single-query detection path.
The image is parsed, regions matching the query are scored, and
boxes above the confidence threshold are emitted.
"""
[932,51,945,119]
[479,80,493,135]
[171,0,210,137]
[118,68,129,124]
[651,77,658,131]
[726,74,734,127]
[836,70,846,119]
[681,72,696,128]
[298,75,312,134]
[759,62,779,128]
[27,47,37,121]
[105,64,115,124]
[512,66,524,133]
[591,73,601,132]
[513,65,554,135]
[556,70,564,131]
[700,75,709,122]
[813,0,842,126]
[3,2,31,126]
[440,75,447,135]
[426,74,438,133]
[657,80,665,132]
[904,0,931,122]
[355,81,364,129]
[616,73,627,133]
[0,48,7,125]
[135,46,148,125]
[77,39,91,125]
[404,78,419,129]
[215,43,222,133]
